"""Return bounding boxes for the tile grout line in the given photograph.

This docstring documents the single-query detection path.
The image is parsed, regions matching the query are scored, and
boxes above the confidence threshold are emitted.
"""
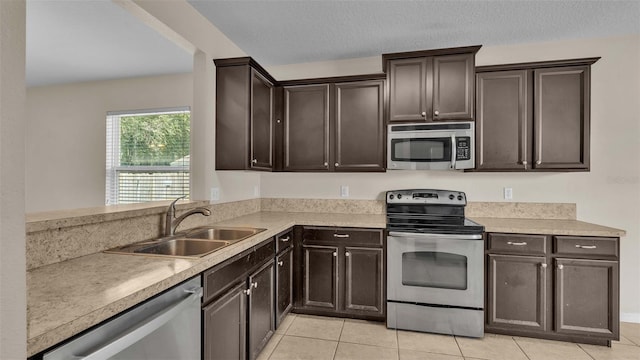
[511,336,533,360]
[332,319,346,360]
[576,343,598,360]
[453,335,465,358]
[264,333,285,360]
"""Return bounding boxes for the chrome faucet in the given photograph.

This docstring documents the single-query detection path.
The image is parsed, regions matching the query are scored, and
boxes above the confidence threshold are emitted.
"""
[165,196,211,236]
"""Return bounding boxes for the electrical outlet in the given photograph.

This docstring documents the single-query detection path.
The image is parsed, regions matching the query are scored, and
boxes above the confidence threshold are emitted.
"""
[504,187,513,200]
[210,187,220,201]
[254,185,260,197]
[340,185,349,198]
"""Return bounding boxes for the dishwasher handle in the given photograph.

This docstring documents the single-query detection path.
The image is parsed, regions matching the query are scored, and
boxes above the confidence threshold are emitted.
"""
[75,287,202,360]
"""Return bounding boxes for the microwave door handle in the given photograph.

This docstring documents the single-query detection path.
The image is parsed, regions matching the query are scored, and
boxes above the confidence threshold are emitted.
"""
[450,134,456,169]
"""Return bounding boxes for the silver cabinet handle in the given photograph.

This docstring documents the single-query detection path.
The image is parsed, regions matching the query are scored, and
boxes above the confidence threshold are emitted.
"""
[332,252,337,257]
[252,159,257,164]
[345,251,350,257]
[541,263,547,268]
[575,244,597,249]
[558,264,564,270]
[335,162,339,167]
[243,289,251,295]
[280,236,290,242]
[333,234,350,238]
[434,110,439,116]
[278,261,284,266]
[536,160,542,165]
[522,160,528,167]
[324,162,328,166]
[421,111,427,117]
[507,241,527,246]
[277,119,281,123]
[252,282,258,289]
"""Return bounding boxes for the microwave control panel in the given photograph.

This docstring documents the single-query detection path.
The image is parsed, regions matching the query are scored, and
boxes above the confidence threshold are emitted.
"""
[456,137,471,161]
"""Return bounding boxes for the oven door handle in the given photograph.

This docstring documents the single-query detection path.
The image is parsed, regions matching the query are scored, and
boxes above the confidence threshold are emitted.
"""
[389,232,482,240]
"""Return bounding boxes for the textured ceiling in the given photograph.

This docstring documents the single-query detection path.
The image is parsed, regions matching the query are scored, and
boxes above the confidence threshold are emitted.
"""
[26,0,193,87]
[189,0,640,66]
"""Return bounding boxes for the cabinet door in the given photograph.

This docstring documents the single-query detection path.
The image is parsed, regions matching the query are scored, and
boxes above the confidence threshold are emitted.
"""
[487,254,548,332]
[433,53,475,121]
[476,70,532,170]
[334,80,385,171]
[534,66,590,170]
[283,85,330,171]
[248,260,275,360]
[302,245,338,310]
[276,248,293,328]
[555,258,619,338]
[343,247,384,317]
[203,282,247,360]
[388,58,429,122]
[250,70,273,170]
[216,65,251,170]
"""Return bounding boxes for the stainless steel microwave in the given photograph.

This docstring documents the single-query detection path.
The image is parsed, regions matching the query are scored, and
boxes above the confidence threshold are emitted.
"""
[387,121,475,170]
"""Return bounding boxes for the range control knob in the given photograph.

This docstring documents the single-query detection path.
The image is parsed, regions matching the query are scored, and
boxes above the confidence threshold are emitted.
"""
[389,194,395,200]
[397,194,403,199]
[458,195,463,201]
[449,194,455,200]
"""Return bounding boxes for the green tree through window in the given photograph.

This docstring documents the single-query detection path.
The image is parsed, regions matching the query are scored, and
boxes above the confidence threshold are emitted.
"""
[106,108,190,205]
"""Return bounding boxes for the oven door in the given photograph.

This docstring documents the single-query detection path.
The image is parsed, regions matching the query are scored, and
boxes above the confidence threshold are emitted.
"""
[387,232,483,309]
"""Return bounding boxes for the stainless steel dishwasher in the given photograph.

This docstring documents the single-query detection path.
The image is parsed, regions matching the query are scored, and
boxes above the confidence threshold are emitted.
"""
[43,276,202,360]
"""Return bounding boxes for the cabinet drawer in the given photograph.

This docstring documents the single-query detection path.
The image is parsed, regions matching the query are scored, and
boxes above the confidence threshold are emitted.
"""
[488,233,548,255]
[204,239,275,304]
[302,227,383,247]
[554,236,618,258]
[276,229,293,253]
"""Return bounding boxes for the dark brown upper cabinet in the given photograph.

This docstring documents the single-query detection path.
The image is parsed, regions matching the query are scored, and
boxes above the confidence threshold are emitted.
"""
[283,84,331,171]
[214,57,276,171]
[475,58,599,172]
[282,75,385,172]
[384,46,481,123]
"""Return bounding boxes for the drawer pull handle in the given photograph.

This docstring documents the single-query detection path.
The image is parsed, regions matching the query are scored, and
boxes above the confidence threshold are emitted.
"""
[280,236,290,242]
[333,252,337,257]
[507,241,527,246]
[334,234,350,238]
[575,244,597,249]
[243,289,251,295]
[252,282,258,289]
[541,263,547,269]
[345,251,350,257]
[278,261,284,266]
[558,264,564,270]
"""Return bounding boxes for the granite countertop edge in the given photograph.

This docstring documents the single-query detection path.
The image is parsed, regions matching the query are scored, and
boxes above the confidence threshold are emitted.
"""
[26,212,625,356]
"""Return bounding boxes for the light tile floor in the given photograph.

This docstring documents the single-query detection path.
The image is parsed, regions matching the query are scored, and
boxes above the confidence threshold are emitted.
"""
[258,314,640,360]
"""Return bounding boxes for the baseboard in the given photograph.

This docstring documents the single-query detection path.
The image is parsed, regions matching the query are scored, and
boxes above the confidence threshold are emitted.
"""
[621,313,640,323]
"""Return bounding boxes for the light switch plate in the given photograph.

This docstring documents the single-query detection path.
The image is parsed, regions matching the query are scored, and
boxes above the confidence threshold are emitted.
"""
[340,185,349,198]
[210,187,220,201]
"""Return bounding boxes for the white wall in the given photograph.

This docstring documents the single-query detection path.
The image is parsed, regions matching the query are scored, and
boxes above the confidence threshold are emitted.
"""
[264,35,640,320]
[26,73,193,212]
[0,0,26,358]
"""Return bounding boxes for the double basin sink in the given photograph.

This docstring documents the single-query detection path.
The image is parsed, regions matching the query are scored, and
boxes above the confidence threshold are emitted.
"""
[105,226,266,258]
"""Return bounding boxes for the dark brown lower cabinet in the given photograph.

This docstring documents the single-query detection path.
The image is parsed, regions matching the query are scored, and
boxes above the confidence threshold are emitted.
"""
[276,247,293,327]
[203,282,247,360]
[555,258,619,338]
[485,233,620,346]
[296,227,385,320]
[202,240,275,360]
[487,254,548,332]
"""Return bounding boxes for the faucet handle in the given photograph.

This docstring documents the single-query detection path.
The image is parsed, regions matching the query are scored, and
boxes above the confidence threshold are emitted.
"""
[169,195,187,214]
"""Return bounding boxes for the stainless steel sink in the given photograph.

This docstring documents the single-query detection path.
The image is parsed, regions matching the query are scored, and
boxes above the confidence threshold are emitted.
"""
[182,226,266,242]
[134,239,230,257]
[104,226,266,258]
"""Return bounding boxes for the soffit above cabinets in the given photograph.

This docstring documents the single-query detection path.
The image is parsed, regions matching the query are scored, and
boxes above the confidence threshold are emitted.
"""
[188,0,640,67]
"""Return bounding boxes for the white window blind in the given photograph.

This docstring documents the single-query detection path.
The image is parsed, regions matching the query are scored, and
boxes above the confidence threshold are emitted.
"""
[106,107,190,205]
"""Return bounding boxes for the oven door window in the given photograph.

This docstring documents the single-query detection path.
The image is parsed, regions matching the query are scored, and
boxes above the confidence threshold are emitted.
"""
[401,251,467,290]
[391,137,452,162]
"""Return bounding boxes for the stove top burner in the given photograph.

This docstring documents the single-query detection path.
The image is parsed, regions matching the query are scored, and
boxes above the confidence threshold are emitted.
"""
[386,189,484,235]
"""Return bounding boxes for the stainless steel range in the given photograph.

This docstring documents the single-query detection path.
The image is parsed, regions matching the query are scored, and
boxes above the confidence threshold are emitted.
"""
[386,189,485,337]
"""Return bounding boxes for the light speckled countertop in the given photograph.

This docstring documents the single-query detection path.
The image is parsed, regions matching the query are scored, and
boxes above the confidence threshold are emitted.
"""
[26,211,624,356]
